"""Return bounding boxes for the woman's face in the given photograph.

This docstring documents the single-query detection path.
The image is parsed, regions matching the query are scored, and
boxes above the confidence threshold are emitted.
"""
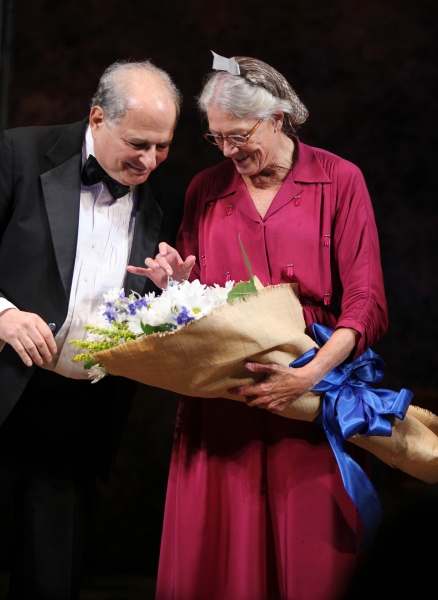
[206,108,278,177]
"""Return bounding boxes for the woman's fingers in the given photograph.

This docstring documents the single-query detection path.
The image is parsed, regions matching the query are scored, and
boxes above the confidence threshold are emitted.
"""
[126,263,169,288]
[153,253,175,276]
[154,252,196,282]
[227,363,286,395]
[126,265,152,276]
[178,255,197,280]
[227,361,313,412]
[127,241,196,287]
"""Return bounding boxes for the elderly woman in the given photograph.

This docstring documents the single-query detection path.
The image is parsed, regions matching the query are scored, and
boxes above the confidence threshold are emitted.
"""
[129,55,387,600]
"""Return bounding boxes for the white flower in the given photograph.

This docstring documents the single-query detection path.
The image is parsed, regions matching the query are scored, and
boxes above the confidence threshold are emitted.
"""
[103,287,125,304]
[89,313,109,327]
[126,306,148,335]
[126,293,174,334]
[169,280,213,320]
[88,364,109,384]
[205,280,235,305]
[143,293,175,325]
[86,332,107,343]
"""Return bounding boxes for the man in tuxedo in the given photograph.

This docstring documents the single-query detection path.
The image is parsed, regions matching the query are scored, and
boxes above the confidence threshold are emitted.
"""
[0,60,184,598]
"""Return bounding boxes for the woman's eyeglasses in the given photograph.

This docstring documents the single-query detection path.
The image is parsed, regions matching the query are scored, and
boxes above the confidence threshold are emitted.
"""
[204,119,264,147]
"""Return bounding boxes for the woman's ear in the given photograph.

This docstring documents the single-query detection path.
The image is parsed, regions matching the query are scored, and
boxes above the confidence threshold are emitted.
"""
[272,112,285,133]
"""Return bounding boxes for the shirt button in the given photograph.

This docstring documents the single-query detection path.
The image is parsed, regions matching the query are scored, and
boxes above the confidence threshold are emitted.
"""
[98,208,103,213]
[92,243,96,248]
[78,313,84,319]
[84,277,89,282]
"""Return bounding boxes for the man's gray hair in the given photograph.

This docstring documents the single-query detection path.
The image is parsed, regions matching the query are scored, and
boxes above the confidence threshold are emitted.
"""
[91,60,182,124]
[198,56,308,134]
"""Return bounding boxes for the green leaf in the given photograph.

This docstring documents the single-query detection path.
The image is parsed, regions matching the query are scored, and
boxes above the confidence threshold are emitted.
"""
[226,280,257,302]
[140,322,175,335]
[84,358,97,370]
[226,235,258,302]
[238,233,254,281]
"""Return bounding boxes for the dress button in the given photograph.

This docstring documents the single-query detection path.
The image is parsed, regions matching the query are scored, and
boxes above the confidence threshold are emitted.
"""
[48,323,56,332]
[84,277,89,282]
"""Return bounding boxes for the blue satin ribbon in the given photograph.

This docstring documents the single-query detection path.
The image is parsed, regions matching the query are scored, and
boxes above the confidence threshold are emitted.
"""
[290,323,413,548]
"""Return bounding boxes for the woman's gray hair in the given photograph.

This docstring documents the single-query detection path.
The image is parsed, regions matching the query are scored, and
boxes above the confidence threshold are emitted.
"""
[91,60,182,124]
[198,56,308,134]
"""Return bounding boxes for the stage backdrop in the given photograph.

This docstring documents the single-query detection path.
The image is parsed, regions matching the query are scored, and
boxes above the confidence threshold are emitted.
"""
[0,0,437,576]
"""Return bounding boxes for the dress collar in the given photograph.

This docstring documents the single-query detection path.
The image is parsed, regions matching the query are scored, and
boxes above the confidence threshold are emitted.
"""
[204,135,331,203]
[291,136,332,184]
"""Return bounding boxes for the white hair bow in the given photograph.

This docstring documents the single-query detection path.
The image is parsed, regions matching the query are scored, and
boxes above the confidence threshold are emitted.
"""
[210,51,241,76]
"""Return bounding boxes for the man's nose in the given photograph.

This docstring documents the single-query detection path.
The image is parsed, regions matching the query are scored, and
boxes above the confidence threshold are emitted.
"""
[138,148,157,170]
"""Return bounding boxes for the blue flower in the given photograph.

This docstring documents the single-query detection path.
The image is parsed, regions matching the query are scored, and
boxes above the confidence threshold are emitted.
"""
[176,306,194,326]
[103,309,115,323]
[135,298,149,309]
[128,302,137,316]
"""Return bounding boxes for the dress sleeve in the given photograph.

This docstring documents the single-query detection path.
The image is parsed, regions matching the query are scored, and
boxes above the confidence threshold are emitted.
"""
[176,171,207,282]
[331,162,388,358]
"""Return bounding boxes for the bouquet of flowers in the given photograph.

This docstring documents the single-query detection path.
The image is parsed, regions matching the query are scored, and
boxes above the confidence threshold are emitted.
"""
[70,267,438,546]
[70,275,438,487]
[70,278,236,384]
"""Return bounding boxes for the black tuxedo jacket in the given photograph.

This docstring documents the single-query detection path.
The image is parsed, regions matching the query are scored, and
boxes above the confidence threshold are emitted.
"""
[0,118,184,451]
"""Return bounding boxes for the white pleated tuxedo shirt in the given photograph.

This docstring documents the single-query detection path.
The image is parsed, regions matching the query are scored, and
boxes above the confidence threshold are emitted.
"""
[0,126,137,378]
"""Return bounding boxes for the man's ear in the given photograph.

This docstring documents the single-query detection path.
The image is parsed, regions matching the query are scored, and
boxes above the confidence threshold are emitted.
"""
[89,106,105,137]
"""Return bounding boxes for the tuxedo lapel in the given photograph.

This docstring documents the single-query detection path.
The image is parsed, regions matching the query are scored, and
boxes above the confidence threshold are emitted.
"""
[40,152,82,300]
[39,119,86,300]
[124,181,163,295]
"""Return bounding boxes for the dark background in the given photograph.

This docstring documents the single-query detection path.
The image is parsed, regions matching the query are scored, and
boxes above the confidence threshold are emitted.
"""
[1,0,438,582]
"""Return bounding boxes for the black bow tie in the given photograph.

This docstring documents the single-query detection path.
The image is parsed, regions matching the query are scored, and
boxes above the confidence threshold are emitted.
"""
[81,154,131,200]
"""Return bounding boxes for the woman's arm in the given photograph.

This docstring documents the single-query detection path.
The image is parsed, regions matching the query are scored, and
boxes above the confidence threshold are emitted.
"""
[331,162,388,357]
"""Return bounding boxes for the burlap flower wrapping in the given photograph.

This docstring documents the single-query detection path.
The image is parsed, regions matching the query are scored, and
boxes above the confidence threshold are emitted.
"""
[94,283,438,484]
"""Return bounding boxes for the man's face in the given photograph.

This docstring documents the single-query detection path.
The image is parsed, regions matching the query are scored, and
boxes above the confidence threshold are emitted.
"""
[90,96,176,186]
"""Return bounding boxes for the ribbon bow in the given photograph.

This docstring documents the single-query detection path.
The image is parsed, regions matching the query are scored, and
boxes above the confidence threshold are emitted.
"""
[211,51,241,75]
[82,154,131,200]
[290,323,413,547]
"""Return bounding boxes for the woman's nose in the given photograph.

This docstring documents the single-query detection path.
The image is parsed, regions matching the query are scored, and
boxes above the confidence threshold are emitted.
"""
[222,140,240,158]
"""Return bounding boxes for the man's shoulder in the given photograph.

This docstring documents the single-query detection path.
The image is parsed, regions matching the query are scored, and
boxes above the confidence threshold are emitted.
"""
[6,119,85,141]
[3,119,88,158]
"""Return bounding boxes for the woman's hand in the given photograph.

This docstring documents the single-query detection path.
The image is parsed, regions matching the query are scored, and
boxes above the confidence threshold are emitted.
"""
[228,327,360,412]
[228,362,317,412]
[126,242,196,289]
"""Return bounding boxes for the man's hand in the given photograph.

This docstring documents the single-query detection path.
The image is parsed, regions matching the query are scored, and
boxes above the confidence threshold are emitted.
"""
[127,242,196,289]
[0,309,58,367]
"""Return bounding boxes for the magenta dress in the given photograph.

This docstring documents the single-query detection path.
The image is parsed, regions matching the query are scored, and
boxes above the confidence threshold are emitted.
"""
[156,138,388,600]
